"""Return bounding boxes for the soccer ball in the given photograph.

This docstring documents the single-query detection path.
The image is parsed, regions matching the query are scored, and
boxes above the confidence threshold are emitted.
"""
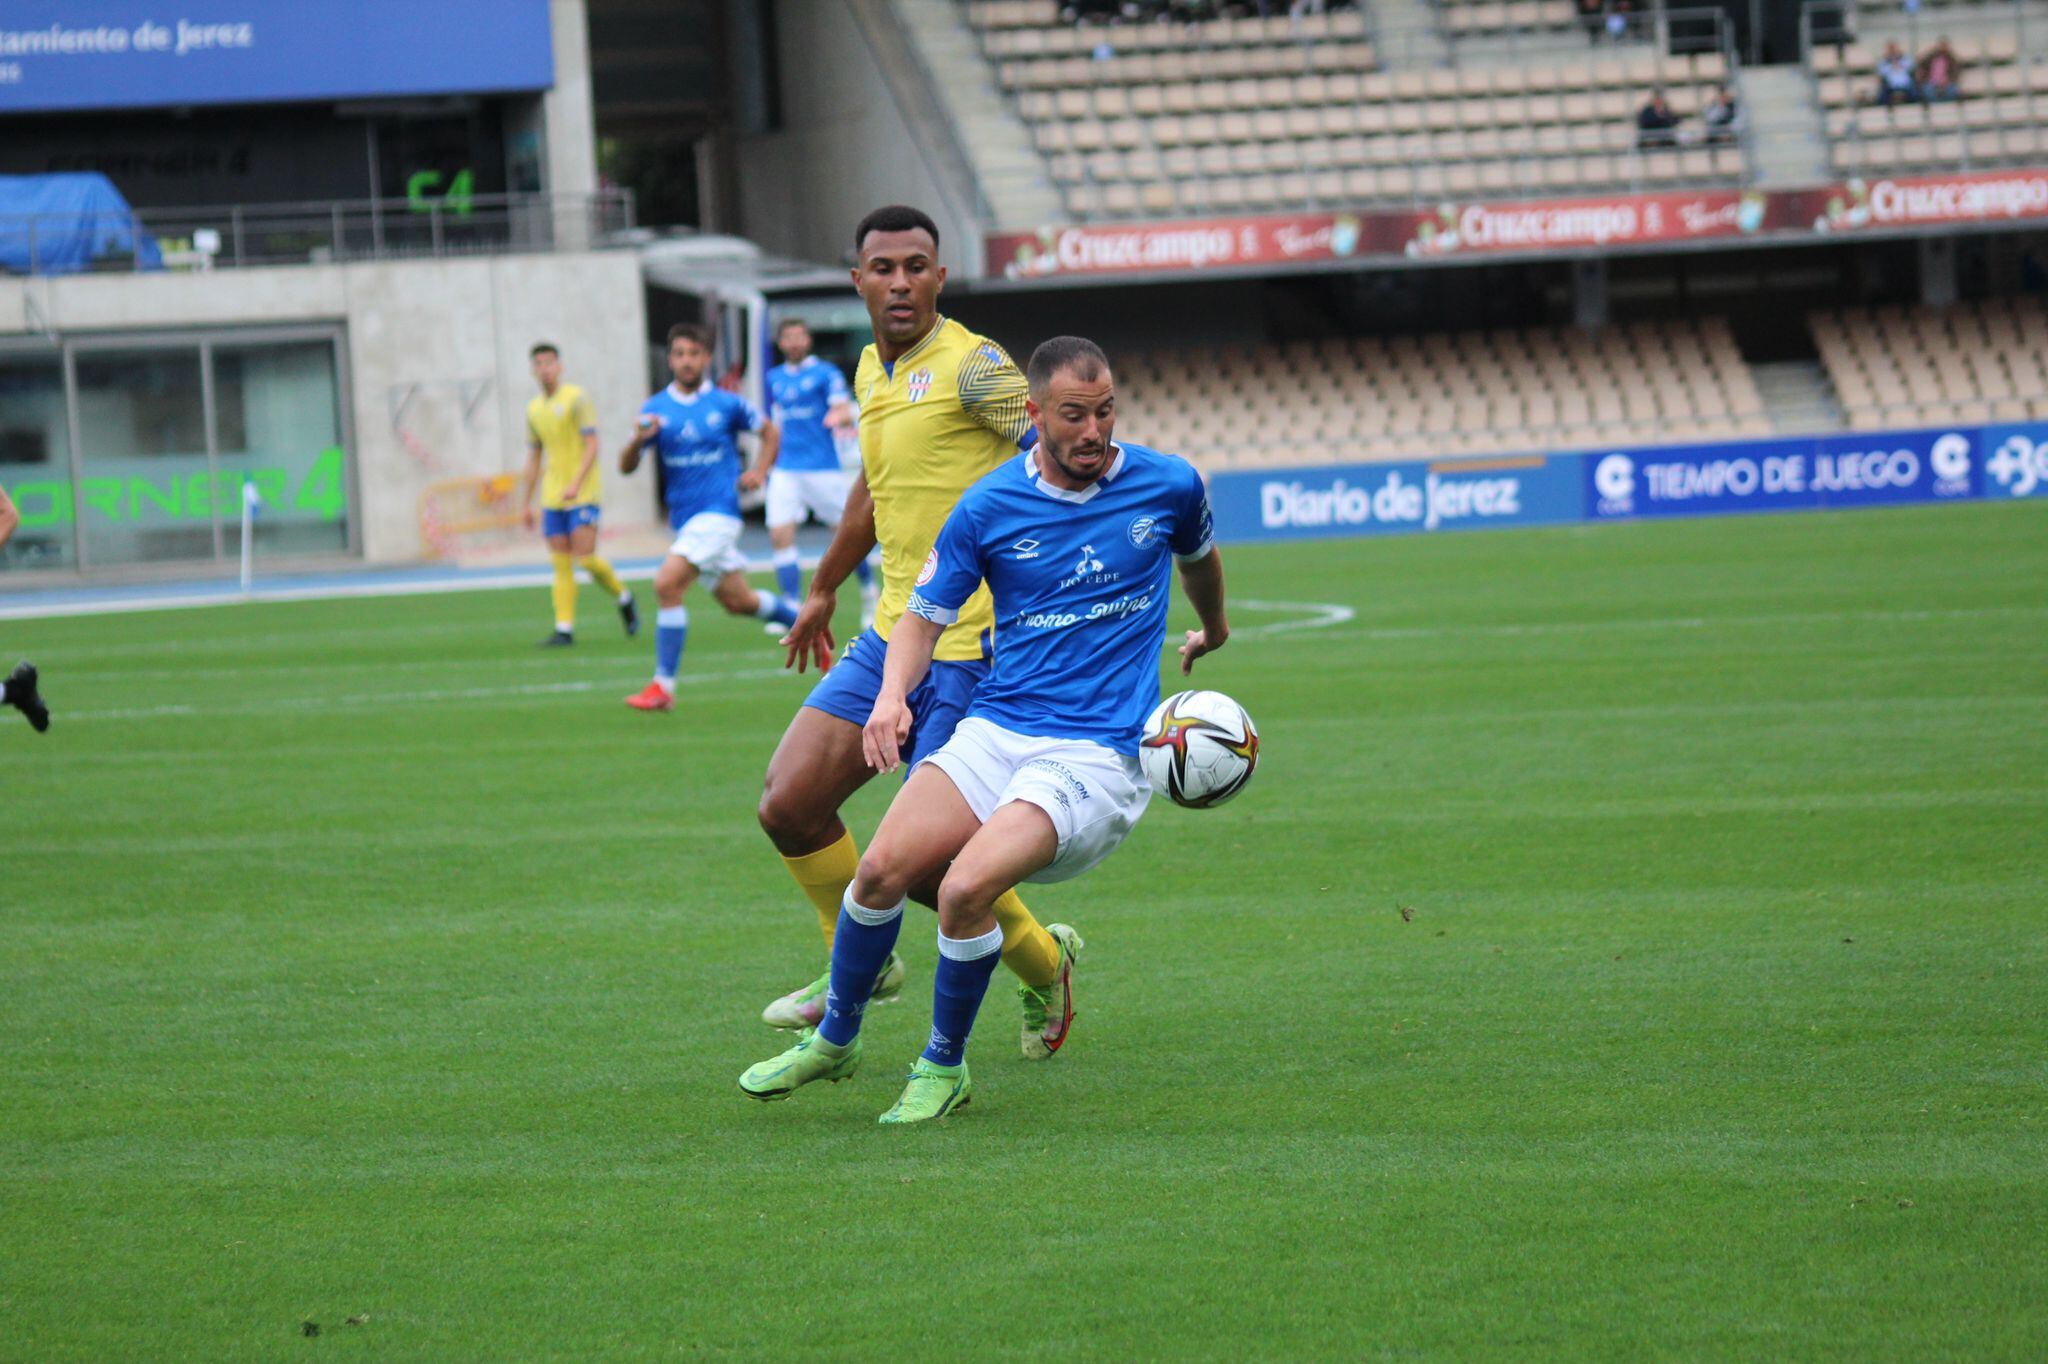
[1140,690,1260,808]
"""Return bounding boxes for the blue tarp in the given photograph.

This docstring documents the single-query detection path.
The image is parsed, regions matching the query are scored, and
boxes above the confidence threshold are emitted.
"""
[0,173,163,275]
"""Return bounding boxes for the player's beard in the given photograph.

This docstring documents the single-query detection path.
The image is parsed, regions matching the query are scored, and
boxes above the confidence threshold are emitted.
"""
[1044,431,1112,485]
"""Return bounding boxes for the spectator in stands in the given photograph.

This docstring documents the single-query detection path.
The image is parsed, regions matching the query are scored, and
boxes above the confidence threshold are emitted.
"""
[1605,0,1633,43]
[1875,42,1922,106]
[1917,38,1961,101]
[1637,88,1680,147]
[1577,0,1606,44]
[1701,85,1741,143]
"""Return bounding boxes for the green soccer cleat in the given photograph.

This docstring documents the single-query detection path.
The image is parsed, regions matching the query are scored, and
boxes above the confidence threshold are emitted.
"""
[738,1029,861,1101]
[1018,923,1085,1060]
[877,1057,972,1125]
[761,951,907,1030]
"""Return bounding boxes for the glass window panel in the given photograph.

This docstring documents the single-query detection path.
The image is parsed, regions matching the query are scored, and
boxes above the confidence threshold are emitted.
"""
[213,342,349,559]
[0,351,76,570]
[73,347,213,566]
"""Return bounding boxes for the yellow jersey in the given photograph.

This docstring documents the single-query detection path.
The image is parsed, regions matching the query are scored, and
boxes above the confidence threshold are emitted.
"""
[855,317,1031,662]
[525,383,600,509]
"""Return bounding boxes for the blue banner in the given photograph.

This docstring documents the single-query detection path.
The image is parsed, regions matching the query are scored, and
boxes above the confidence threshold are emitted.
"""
[0,2,553,114]
[1206,423,2034,544]
[1209,455,1583,541]
[1982,423,2048,501]
[1586,427,1979,520]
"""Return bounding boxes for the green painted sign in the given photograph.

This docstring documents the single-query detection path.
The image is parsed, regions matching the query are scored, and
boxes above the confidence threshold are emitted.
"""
[11,446,347,527]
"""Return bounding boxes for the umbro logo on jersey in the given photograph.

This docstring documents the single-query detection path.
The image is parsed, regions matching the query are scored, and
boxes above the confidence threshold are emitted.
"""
[1011,539,1042,560]
[906,368,933,402]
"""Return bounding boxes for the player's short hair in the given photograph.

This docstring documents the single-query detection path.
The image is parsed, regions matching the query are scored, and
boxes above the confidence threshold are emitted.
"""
[1027,336,1111,396]
[776,317,809,336]
[855,205,940,256]
[666,322,713,350]
[529,342,560,360]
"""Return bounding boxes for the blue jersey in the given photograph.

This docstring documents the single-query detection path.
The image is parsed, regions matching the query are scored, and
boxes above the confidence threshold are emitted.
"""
[637,381,765,519]
[906,442,1214,754]
[766,356,851,472]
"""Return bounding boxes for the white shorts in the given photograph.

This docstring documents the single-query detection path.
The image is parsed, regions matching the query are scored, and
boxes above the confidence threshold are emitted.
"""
[919,716,1151,884]
[764,467,853,529]
[668,511,748,576]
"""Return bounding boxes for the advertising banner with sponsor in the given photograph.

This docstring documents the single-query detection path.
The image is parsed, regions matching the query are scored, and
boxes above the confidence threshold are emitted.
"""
[1208,454,1584,542]
[1981,423,2048,501]
[986,172,2048,281]
[1583,427,1979,520]
[1205,423,2037,544]
[0,1,553,114]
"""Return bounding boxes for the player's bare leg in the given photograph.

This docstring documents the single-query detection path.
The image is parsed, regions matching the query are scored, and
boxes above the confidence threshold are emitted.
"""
[626,553,699,711]
[569,520,635,636]
[755,707,910,1027]
[740,766,979,1101]
[882,796,1061,1125]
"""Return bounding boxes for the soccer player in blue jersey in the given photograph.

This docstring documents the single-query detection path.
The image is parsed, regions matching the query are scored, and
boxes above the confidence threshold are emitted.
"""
[741,335,1231,1122]
[621,323,803,713]
[763,319,878,629]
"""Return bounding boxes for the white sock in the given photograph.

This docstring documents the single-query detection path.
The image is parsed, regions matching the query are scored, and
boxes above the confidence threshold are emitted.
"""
[619,589,633,604]
[772,545,801,569]
[555,621,572,633]
[753,594,787,621]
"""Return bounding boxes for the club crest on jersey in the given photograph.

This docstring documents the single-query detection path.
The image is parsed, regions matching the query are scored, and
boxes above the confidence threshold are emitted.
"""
[906,368,934,402]
[1128,515,1157,547]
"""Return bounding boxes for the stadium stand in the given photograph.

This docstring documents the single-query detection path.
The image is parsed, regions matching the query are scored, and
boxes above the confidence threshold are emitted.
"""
[1814,34,2047,172]
[1113,317,1770,469]
[1811,297,2048,430]
[965,0,1743,219]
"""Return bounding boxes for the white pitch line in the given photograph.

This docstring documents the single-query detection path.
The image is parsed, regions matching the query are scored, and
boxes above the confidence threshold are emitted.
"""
[1235,599,1357,636]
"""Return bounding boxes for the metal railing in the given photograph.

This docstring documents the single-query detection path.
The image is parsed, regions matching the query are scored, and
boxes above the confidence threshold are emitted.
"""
[0,190,636,276]
[1801,0,2041,61]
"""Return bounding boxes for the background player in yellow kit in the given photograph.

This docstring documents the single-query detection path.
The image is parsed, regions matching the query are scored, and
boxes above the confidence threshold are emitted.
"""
[754,206,1082,1061]
[521,342,637,647]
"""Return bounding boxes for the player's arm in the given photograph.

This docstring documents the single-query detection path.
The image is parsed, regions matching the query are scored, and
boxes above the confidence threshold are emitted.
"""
[0,483,18,551]
[564,430,600,504]
[958,341,1033,448]
[618,413,659,476]
[739,419,780,492]
[863,612,943,773]
[519,432,543,530]
[780,469,878,674]
[824,398,855,430]
[1176,548,1229,675]
[867,503,986,770]
[1171,467,1227,674]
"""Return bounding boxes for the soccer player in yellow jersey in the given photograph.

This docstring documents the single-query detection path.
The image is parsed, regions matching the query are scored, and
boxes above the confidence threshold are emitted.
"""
[754,205,1082,1060]
[521,342,637,647]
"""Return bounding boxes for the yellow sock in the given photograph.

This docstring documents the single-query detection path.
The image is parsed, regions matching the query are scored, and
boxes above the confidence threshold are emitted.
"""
[549,552,576,630]
[781,829,860,950]
[996,890,1060,987]
[580,553,625,598]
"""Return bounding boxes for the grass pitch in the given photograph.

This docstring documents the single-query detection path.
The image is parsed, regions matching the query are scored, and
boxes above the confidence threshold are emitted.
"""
[3,502,2044,1361]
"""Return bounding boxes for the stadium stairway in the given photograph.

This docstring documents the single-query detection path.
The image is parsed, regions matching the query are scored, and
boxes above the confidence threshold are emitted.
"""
[1752,358,1847,435]
[883,0,1064,227]
[1742,64,1832,186]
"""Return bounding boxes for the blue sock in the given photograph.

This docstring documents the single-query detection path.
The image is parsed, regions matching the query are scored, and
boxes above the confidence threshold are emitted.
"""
[854,557,873,588]
[773,547,802,601]
[654,605,687,685]
[923,924,1004,1067]
[753,591,799,628]
[817,888,904,1047]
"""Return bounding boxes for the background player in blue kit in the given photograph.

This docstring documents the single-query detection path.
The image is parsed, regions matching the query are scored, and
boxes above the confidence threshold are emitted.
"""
[621,323,803,713]
[739,336,1232,1122]
[763,319,877,628]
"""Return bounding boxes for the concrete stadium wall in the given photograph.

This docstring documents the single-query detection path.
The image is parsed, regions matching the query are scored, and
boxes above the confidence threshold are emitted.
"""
[735,0,976,277]
[0,251,651,564]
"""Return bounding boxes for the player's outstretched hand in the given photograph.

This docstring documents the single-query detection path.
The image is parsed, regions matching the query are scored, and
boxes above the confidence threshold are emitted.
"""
[863,694,914,773]
[781,591,837,674]
[1178,626,1227,675]
[738,468,766,493]
[521,505,536,531]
